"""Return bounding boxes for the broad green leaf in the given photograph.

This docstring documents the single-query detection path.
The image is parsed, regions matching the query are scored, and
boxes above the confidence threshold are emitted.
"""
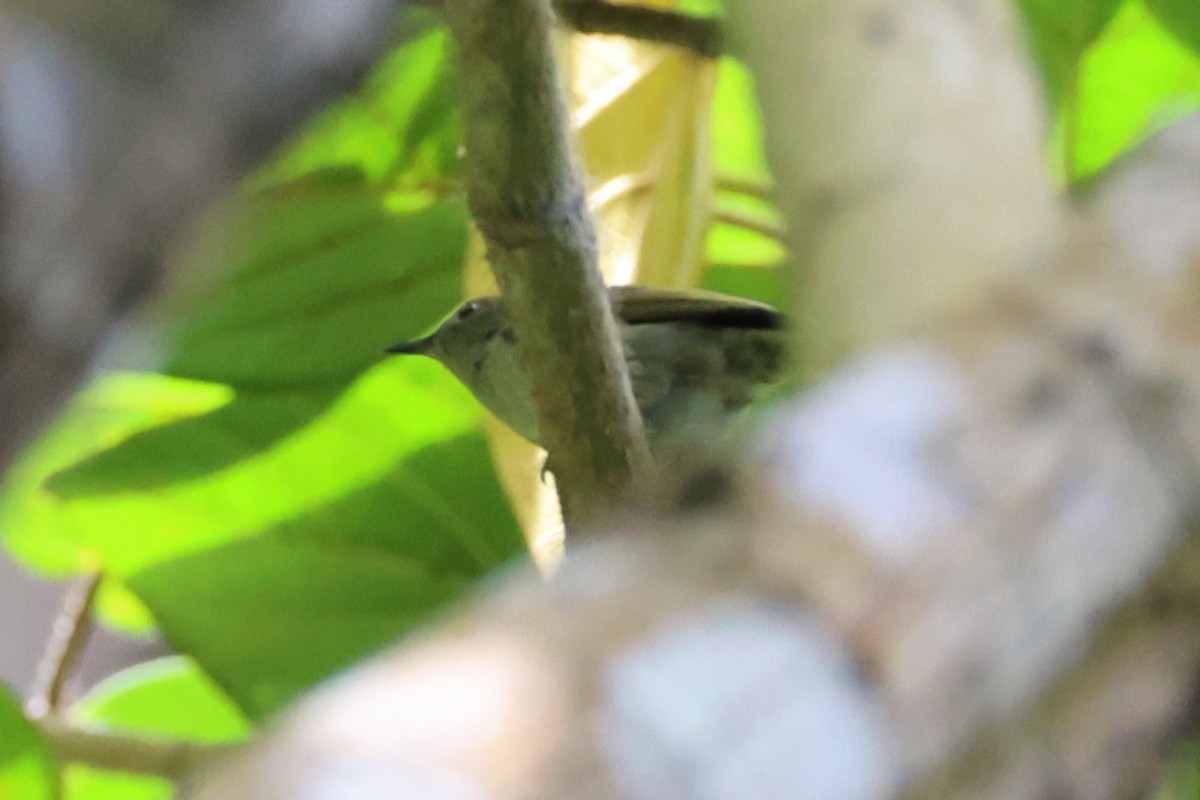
[677,0,723,16]
[71,657,249,741]
[4,186,475,577]
[93,584,157,636]
[44,184,467,495]
[64,765,167,800]
[704,58,785,308]
[0,7,473,574]
[64,657,248,800]
[1017,0,1200,180]
[702,262,787,309]
[1017,0,1125,107]
[128,534,497,716]
[1070,0,1200,178]
[711,58,772,186]
[50,383,521,717]
[705,184,784,273]
[163,180,464,389]
[0,374,234,574]
[1144,0,1200,53]
[0,686,58,800]
[1,7,525,712]
[707,58,783,274]
[25,362,508,576]
[705,221,785,272]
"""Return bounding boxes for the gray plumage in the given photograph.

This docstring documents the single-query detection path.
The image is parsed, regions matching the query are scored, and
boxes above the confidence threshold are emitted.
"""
[386,286,787,449]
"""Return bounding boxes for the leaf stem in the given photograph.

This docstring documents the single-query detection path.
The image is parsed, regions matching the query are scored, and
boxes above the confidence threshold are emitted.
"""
[26,572,102,719]
[711,208,786,243]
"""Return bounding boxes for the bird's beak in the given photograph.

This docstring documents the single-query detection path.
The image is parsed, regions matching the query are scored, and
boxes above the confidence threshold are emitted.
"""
[385,336,433,356]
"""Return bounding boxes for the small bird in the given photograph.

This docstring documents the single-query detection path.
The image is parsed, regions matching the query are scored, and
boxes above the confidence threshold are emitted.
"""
[386,286,787,451]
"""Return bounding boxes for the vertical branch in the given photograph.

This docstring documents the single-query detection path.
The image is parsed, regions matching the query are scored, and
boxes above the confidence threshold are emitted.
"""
[444,0,654,527]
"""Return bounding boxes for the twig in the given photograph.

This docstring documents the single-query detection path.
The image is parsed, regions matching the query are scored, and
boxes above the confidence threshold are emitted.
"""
[444,0,654,528]
[711,208,787,243]
[555,0,724,58]
[588,173,655,214]
[26,572,102,719]
[714,174,775,201]
[39,717,239,780]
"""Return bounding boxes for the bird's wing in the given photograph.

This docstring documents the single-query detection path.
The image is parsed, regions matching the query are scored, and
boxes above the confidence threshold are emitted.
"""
[610,286,785,330]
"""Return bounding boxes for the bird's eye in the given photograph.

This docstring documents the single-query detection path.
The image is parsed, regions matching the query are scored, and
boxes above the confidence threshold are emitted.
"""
[456,301,479,321]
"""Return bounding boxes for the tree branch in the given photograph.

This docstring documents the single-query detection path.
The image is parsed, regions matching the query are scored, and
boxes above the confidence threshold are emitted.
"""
[443,0,654,527]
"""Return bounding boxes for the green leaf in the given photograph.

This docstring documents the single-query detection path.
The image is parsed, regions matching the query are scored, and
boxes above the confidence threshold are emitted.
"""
[677,0,723,16]
[15,360,511,574]
[63,657,248,800]
[93,583,158,635]
[706,188,785,271]
[705,56,785,302]
[0,374,236,574]
[702,263,787,309]
[64,767,167,800]
[711,58,772,186]
[1070,0,1200,178]
[128,522,515,717]
[1,7,471,578]
[42,191,467,502]
[1144,0,1200,53]
[164,181,466,389]
[71,657,249,741]
[123,429,522,717]
[1018,0,1200,181]
[1,7,525,715]
[0,686,58,800]
[1017,0,1125,107]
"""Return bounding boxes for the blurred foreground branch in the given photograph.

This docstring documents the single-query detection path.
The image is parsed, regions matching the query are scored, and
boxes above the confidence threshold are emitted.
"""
[188,269,1200,797]
[185,111,1200,798]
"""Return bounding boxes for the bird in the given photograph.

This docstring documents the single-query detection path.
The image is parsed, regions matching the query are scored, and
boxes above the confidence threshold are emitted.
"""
[386,286,787,451]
